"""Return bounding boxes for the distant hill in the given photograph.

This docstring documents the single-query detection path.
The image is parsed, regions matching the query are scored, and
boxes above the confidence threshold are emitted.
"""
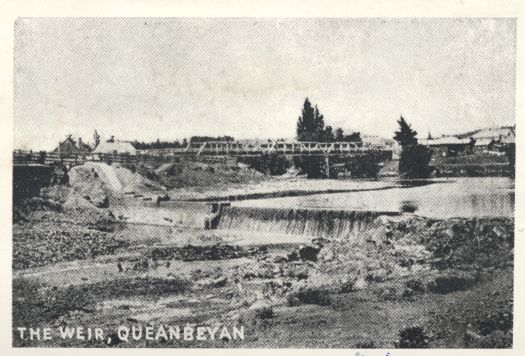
[454,125,515,140]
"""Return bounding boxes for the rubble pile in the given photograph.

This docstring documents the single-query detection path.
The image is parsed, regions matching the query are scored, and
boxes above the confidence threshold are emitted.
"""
[149,244,266,261]
[314,214,514,293]
[13,211,129,270]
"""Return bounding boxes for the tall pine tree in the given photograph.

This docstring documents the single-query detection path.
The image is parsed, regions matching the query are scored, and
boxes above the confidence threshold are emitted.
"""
[393,116,418,146]
[296,98,326,142]
[393,116,432,178]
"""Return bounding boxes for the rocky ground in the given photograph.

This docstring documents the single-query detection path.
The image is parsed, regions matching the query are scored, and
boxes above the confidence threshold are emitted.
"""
[12,195,514,348]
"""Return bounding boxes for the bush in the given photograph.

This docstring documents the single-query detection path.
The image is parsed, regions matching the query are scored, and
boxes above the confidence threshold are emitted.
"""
[476,311,513,336]
[466,330,513,348]
[355,340,377,348]
[255,306,274,319]
[427,273,476,294]
[287,287,332,306]
[396,326,430,348]
[293,156,326,178]
[345,153,382,178]
[240,153,291,176]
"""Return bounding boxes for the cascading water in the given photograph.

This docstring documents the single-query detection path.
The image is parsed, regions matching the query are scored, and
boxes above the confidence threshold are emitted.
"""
[215,206,400,239]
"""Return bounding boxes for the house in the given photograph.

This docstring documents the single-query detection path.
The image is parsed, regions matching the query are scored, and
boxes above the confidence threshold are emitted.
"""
[53,135,92,155]
[92,140,137,155]
[473,137,496,153]
[469,126,515,141]
[458,125,515,153]
[419,136,471,157]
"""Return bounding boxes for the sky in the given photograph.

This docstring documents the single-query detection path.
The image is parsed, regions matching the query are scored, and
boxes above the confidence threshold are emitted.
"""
[14,18,516,151]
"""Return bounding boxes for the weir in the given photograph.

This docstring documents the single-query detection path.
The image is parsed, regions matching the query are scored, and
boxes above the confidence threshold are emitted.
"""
[214,206,401,239]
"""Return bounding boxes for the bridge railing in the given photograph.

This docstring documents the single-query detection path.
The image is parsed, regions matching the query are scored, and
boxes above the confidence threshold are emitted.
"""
[13,141,391,166]
[13,150,139,166]
[137,141,388,156]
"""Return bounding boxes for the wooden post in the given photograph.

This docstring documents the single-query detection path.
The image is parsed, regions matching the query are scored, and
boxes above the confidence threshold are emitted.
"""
[325,155,330,178]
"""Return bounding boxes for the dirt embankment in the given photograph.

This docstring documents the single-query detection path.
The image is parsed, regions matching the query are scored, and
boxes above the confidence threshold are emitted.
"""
[152,159,265,189]
[67,162,164,206]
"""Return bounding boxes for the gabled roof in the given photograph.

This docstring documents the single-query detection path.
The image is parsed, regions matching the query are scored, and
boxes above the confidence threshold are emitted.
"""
[53,136,91,154]
[473,137,496,146]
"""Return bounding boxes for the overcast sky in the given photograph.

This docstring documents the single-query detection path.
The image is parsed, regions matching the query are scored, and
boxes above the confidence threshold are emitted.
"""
[14,18,516,150]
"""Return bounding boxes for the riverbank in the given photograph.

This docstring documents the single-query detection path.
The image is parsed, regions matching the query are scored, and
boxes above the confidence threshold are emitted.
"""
[13,200,514,348]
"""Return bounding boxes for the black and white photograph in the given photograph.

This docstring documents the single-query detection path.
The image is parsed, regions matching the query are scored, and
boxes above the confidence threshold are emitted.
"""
[10,16,517,349]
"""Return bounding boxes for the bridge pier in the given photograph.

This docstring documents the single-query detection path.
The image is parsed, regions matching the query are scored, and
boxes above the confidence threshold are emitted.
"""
[324,155,330,178]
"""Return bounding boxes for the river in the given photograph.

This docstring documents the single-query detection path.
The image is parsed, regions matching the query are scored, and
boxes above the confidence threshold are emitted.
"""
[232,177,514,219]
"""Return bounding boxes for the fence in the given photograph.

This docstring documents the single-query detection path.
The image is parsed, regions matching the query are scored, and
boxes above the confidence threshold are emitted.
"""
[13,150,138,166]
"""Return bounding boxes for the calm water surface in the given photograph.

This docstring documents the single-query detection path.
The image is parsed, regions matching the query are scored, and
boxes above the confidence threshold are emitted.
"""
[234,177,514,219]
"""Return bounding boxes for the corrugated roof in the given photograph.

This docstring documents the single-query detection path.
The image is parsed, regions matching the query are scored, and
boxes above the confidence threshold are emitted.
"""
[420,136,470,146]
[473,137,495,146]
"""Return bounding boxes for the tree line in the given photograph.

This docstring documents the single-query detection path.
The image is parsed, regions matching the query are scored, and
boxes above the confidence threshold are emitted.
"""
[296,97,433,178]
[296,98,361,143]
[132,136,235,150]
[134,98,436,179]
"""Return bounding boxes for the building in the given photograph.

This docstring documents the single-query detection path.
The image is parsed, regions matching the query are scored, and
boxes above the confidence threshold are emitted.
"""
[419,136,471,157]
[473,137,496,153]
[92,140,137,155]
[53,135,92,155]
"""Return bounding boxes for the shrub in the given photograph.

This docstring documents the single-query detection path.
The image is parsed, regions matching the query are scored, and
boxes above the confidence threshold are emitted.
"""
[355,340,376,348]
[427,273,476,294]
[396,326,430,348]
[255,306,274,319]
[286,287,332,306]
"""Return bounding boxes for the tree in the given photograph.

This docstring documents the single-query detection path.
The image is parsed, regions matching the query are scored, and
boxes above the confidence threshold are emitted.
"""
[393,116,432,178]
[93,130,100,148]
[394,116,418,146]
[324,125,335,142]
[346,132,361,142]
[335,127,344,141]
[468,137,476,154]
[296,98,326,142]
[313,105,325,141]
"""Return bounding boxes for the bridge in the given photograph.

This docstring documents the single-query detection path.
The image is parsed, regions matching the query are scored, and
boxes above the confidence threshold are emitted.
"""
[13,141,393,197]
[14,140,392,166]
[140,140,391,157]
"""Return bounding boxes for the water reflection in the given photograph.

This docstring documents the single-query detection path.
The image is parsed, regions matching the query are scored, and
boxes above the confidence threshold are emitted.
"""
[235,177,514,219]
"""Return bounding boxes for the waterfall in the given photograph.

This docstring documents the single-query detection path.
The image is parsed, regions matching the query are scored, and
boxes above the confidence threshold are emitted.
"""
[216,206,400,239]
